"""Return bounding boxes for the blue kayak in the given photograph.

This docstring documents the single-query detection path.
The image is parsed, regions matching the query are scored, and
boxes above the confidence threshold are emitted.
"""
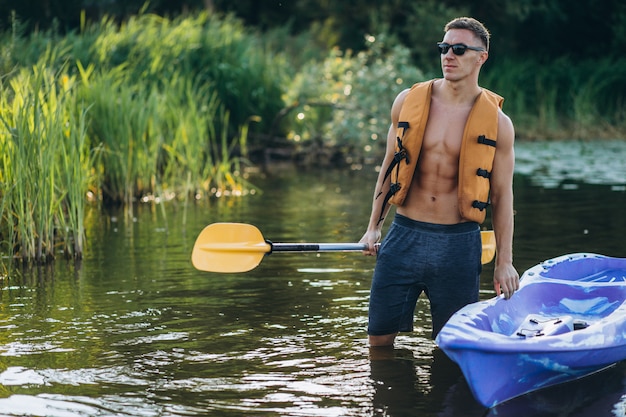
[435,253,626,408]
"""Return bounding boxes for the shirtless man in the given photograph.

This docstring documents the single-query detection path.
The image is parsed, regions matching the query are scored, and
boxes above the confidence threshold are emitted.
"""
[360,17,519,346]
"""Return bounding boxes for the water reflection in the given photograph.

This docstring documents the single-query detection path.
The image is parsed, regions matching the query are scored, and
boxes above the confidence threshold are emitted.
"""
[369,345,486,416]
[0,140,625,416]
[368,343,626,417]
[487,362,626,416]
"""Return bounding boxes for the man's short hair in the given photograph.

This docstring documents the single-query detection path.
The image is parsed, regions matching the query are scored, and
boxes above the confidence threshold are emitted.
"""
[444,17,490,51]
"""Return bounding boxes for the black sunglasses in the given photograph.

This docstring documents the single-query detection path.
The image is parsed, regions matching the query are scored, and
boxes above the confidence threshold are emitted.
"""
[437,42,485,55]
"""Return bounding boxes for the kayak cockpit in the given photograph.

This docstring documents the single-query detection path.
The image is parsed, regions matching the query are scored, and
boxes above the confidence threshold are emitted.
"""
[448,281,626,341]
[512,314,590,338]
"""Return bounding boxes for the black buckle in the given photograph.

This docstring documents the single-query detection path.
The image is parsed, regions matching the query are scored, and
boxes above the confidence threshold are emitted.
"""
[477,135,496,147]
[472,200,490,211]
[476,168,491,178]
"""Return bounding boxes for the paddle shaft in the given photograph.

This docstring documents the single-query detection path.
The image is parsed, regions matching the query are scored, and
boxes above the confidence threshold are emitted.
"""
[270,242,368,252]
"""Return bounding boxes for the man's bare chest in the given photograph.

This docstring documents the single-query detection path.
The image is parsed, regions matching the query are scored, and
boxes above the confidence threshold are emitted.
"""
[422,101,472,155]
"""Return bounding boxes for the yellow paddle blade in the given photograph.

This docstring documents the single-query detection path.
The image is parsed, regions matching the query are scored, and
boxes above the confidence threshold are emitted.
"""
[191,223,271,273]
[481,230,496,264]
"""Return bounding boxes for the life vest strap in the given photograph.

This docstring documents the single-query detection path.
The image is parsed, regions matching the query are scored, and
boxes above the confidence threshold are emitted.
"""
[375,121,411,224]
[384,122,411,180]
[376,183,401,225]
[477,135,497,147]
[381,140,409,185]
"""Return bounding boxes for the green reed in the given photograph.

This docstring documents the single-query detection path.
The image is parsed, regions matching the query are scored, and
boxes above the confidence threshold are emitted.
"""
[83,12,282,144]
[0,61,249,263]
[0,12,262,264]
[76,64,250,207]
[77,65,158,211]
[0,61,89,262]
[159,77,221,198]
[56,72,98,258]
[3,67,57,261]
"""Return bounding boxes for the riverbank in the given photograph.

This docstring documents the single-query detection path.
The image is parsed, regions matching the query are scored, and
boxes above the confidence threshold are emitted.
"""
[0,12,624,265]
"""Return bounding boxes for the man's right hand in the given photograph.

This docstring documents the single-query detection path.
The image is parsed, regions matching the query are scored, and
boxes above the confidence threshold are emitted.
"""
[359,230,381,256]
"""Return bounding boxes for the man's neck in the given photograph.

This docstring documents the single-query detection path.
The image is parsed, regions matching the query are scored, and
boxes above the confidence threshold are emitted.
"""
[436,78,482,105]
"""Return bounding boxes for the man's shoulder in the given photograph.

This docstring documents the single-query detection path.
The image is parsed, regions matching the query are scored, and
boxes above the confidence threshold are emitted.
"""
[398,79,437,104]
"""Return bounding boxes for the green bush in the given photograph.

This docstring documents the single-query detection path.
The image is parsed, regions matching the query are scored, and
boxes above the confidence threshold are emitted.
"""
[282,33,424,161]
[83,12,283,145]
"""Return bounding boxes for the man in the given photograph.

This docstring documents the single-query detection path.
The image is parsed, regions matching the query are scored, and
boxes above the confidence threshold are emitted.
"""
[360,17,519,346]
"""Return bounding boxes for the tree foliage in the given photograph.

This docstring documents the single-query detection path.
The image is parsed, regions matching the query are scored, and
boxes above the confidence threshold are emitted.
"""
[1,0,624,146]
[2,0,625,67]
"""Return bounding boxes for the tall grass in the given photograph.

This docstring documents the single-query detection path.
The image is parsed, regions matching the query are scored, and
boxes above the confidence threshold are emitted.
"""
[159,77,253,199]
[0,12,263,264]
[77,64,161,209]
[0,61,90,262]
[56,72,98,258]
[75,12,268,205]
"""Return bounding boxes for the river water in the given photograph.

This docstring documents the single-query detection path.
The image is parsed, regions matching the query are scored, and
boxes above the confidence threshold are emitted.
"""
[1,140,625,416]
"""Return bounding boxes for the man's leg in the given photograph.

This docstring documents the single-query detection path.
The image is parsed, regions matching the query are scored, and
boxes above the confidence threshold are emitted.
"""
[368,216,425,345]
[369,333,398,347]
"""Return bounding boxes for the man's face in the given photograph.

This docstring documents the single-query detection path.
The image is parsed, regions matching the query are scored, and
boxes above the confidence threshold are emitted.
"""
[439,29,487,81]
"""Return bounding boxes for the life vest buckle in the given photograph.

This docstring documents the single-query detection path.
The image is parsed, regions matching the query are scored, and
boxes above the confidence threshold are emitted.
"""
[394,148,409,164]
[472,200,490,211]
[476,168,491,178]
[389,182,401,194]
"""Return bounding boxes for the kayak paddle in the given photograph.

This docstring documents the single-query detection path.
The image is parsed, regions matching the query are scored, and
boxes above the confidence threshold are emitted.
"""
[192,222,497,273]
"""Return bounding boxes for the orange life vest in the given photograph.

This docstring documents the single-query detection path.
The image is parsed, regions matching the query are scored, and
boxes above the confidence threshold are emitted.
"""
[376,79,503,224]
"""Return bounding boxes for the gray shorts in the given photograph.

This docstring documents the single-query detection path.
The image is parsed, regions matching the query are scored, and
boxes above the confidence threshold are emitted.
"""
[368,214,482,339]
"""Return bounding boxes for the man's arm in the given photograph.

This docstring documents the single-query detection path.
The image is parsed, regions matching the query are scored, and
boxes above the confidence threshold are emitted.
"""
[360,89,409,255]
[489,110,519,298]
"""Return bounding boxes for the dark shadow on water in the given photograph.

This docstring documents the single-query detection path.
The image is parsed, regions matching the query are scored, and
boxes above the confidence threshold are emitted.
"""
[369,345,626,417]
[487,361,626,417]
[368,345,422,415]
[368,345,485,416]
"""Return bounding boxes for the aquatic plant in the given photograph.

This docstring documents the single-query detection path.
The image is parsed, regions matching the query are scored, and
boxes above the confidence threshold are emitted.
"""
[0,12,258,263]
[0,60,91,262]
